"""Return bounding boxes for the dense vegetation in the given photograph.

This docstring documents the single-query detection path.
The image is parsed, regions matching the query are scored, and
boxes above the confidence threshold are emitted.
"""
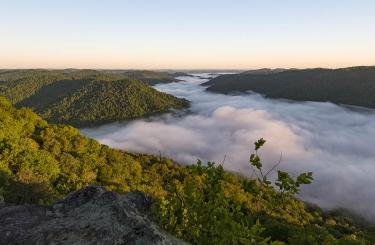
[104,69,181,85]
[205,66,375,108]
[0,97,374,244]
[0,69,188,127]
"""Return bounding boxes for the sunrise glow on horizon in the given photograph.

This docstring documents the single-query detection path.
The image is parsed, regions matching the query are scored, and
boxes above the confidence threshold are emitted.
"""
[1,0,374,69]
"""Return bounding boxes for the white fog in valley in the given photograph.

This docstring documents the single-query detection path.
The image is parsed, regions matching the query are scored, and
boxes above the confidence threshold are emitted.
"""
[83,74,375,220]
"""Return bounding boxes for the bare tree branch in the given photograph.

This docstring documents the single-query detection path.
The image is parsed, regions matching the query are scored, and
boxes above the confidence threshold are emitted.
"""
[264,152,283,178]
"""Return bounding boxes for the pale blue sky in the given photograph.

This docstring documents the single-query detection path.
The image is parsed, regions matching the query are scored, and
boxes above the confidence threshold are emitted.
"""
[1,0,374,69]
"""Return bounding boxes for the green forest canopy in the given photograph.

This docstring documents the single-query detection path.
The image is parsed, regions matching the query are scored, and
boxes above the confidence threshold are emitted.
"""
[0,96,373,244]
[114,70,180,85]
[0,69,188,127]
[205,66,375,108]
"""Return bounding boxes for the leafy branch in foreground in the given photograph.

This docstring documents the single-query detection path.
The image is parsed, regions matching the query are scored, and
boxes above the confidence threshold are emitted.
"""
[153,139,315,244]
[249,138,314,223]
[250,138,313,195]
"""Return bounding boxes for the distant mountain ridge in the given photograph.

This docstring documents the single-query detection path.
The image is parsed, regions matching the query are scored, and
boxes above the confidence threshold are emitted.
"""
[241,68,294,75]
[104,70,181,85]
[204,66,375,108]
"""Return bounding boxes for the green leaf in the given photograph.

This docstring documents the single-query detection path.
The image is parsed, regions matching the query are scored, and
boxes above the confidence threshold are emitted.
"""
[254,138,266,151]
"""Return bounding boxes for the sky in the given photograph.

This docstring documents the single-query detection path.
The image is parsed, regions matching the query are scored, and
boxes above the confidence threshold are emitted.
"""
[1,0,374,69]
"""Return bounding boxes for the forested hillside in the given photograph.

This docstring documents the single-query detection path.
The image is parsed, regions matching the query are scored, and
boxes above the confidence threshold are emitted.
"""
[118,70,180,85]
[205,66,375,108]
[0,70,188,127]
[0,96,374,244]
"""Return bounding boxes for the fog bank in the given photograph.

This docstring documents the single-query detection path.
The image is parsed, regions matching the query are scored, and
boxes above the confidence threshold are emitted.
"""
[83,75,375,219]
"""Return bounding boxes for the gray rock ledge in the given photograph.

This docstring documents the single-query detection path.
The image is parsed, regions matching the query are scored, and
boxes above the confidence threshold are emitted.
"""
[0,186,187,245]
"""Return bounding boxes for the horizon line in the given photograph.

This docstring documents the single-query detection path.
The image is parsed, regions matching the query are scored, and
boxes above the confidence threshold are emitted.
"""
[1,65,375,71]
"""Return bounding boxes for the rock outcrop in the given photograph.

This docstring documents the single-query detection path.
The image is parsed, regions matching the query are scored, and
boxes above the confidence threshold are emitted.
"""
[0,186,186,245]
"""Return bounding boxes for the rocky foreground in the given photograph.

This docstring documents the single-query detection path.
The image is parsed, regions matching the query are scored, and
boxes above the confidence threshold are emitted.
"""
[0,186,186,245]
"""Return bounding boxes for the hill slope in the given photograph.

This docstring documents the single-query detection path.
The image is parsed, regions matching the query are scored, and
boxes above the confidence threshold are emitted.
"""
[120,70,180,85]
[0,70,188,127]
[0,96,374,244]
[205,66,375,108]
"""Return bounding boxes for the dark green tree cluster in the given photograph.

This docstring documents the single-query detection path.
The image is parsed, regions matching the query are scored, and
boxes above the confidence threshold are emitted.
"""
[0,97,374,244]
[0,69,189,127]
[205,66,375,108]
